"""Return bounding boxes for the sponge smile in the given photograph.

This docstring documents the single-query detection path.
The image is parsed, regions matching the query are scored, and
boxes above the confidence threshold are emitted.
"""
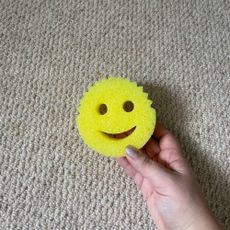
[102,126,136,139]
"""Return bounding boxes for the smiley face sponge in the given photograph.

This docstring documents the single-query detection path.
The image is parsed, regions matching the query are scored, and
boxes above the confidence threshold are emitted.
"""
[76,77,156,158]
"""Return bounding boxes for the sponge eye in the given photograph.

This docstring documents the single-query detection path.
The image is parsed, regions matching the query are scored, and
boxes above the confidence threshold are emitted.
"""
[99,104,107,115]
[123,101,134,112]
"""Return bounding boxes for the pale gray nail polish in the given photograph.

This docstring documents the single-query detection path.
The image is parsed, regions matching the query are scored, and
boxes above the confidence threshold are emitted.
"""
[126,145,139,158]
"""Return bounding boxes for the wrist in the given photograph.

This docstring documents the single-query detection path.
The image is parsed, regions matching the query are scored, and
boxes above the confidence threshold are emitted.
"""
[187,204,223,230]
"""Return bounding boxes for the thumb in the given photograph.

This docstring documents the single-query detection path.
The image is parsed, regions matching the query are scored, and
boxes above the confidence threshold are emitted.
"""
[125,145,175,187]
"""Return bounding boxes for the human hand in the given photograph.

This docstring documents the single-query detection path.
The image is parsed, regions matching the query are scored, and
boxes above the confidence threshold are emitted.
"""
[117,123,222,230]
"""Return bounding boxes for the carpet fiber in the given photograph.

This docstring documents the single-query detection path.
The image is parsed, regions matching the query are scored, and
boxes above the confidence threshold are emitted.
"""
[0,0,229,229]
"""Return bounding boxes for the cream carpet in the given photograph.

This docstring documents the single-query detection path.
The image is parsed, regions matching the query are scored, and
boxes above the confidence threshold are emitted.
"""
[0,0,229,229]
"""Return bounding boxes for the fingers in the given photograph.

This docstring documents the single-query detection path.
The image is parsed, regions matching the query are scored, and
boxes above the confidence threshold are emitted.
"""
[144,138,160,159]
[118,123,190,188]
[153,122,170,140]
[125,146,174,187]
[154,122,182,154]
[153,123,191,174]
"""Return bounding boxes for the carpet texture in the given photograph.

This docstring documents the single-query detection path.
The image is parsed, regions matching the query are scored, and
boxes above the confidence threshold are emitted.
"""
[0,0,229,229]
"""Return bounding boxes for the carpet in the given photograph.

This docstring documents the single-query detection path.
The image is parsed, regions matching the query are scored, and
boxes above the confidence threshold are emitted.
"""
[0,0,229,229]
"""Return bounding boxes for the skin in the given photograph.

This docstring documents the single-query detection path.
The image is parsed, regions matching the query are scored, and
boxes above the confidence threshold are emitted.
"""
[117,123,223,230]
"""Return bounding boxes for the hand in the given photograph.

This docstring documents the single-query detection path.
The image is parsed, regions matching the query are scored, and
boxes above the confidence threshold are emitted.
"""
[117,123,222,230]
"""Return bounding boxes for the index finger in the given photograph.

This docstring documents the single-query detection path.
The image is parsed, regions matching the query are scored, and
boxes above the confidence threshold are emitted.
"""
[153,123,171,140]
[153,123,181,151]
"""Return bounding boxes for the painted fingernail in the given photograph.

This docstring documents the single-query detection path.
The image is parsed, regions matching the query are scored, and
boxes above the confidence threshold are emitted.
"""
[126,145,139,158]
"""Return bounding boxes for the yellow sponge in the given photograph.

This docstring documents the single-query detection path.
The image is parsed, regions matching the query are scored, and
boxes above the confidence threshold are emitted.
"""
[76,77,156,157]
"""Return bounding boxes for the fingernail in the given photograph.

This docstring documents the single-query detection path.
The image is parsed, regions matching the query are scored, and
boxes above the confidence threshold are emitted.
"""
[126,145,139,158]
